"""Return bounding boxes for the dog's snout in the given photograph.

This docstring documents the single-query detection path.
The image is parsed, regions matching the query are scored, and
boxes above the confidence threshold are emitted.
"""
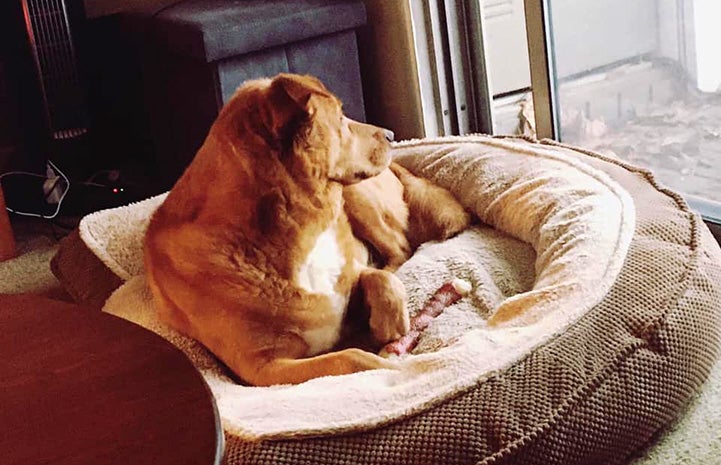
[383,129,395,143]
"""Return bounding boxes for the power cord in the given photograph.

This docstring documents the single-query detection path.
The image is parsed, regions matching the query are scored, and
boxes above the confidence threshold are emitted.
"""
[0,159,71,219]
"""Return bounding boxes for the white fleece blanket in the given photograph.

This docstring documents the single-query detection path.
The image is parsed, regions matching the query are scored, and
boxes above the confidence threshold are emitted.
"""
[90,135,635,439]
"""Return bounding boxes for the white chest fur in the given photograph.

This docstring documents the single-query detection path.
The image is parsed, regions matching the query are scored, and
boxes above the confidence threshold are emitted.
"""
[297,227,345,295]
[296,227,349,354]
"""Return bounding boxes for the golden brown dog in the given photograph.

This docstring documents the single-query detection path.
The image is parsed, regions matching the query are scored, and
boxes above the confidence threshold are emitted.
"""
[144,74,469,386]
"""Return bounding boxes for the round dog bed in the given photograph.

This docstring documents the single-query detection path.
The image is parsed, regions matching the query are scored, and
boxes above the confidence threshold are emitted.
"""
[52,135,721,464]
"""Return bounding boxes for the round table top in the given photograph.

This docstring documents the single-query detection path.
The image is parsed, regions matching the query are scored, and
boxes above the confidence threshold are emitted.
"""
[0,294,223,465]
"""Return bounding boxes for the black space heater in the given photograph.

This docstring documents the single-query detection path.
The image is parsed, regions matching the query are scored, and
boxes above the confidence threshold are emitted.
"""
[1,0,89,218]
[21,0,90,146]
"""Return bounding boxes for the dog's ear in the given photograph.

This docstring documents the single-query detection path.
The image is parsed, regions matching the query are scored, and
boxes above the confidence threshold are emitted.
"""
[271,73,330,111]
[266,74,331,143]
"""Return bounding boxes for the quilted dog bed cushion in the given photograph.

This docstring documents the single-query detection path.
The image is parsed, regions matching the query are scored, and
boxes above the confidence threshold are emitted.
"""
[51,135,721,464]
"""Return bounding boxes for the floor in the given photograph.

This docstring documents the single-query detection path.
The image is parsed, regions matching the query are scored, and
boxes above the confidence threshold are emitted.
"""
[10,213,76,253]
[572,90,721,204]
[0,214,72,298]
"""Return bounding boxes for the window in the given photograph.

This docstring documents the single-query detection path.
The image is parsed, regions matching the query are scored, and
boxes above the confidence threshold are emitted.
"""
[519,0,721,220]
[410,0,720,222]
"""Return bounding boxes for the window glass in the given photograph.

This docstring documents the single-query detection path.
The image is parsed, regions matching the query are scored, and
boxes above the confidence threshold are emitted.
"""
[546,0,721,209]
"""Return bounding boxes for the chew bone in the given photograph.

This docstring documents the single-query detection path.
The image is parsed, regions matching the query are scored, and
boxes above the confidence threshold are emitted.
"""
[381,278,471,356]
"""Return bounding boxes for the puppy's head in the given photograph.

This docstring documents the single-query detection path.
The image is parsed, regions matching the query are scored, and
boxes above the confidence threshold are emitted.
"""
[218,73,393,185]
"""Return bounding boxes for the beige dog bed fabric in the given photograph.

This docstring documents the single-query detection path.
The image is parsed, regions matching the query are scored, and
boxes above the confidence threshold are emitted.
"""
[50,135,721,464]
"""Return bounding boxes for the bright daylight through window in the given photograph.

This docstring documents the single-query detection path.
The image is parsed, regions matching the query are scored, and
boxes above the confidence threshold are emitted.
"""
[487,0,721,219]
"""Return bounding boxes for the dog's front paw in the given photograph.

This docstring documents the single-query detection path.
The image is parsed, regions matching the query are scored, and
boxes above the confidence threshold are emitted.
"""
[361,270,410,344]
[370,302,410,344]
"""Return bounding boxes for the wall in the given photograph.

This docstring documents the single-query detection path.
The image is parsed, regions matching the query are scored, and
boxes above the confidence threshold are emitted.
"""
[482,0,531,95]
[357,0,425,140]
[689,0,721,92]
[550,0,658,79]
[81,0,426,140]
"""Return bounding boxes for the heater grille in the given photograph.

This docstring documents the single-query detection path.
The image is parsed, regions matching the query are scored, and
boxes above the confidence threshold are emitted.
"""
[21,0,89,141]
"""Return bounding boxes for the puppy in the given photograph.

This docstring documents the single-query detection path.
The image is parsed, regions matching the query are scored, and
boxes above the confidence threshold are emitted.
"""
[144,73,469,386]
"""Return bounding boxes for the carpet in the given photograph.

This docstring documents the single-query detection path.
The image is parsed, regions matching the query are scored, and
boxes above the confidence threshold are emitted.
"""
[0,236,65,299]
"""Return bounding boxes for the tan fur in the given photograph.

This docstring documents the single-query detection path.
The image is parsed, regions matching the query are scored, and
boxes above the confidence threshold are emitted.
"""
[345,163,472,271]
[389,163,472,250]
[343,168,410,270]
[144,73,470,386]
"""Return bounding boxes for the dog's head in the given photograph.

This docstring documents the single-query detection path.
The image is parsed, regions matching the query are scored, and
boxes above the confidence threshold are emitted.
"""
[216,73,393,185]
